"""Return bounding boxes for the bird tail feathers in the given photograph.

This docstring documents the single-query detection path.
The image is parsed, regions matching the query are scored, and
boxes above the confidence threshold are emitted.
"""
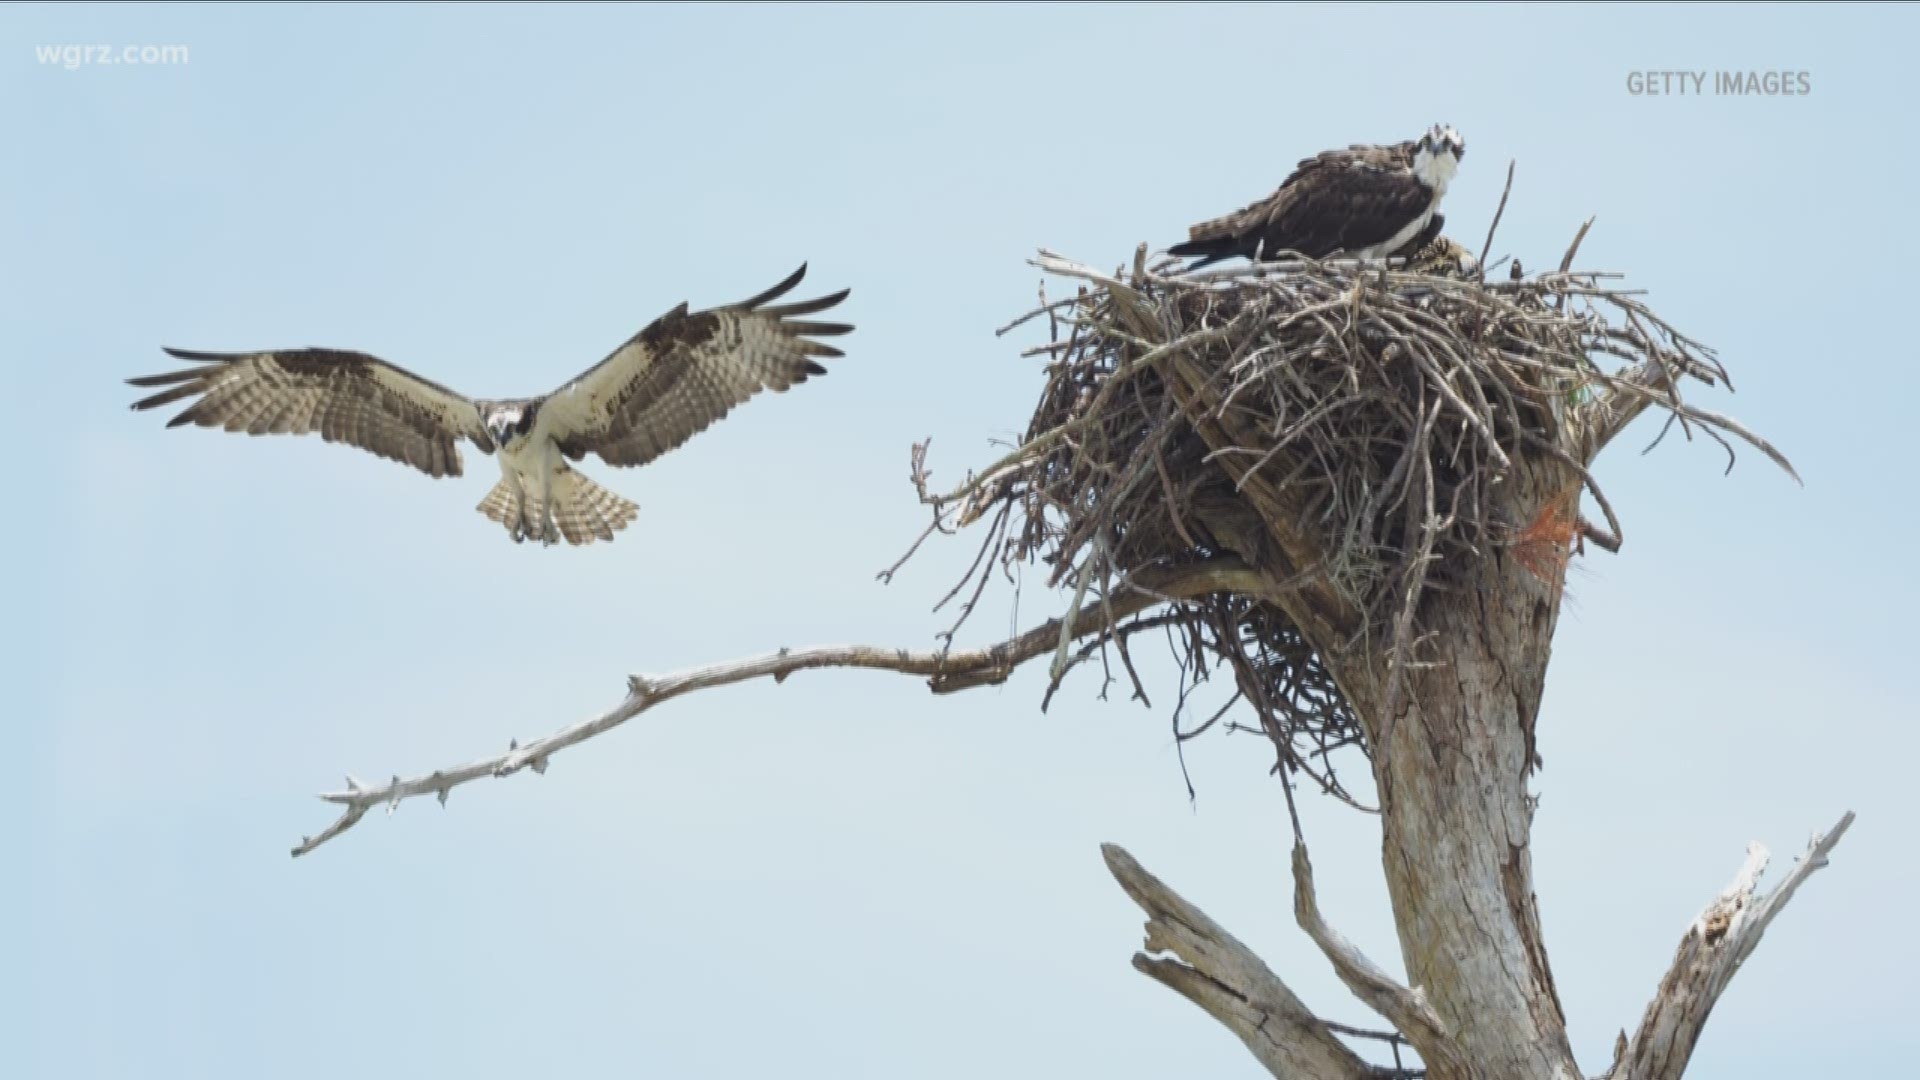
[1166,235,1241,269]
[476,466,639,546]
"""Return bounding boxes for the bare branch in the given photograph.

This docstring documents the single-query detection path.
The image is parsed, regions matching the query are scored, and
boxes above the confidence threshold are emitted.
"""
[293,558,1277,857]
[1559,217,1596,274]
[1103,842,1375,1080]
[1601,812,1857,1080]
[1292,843,1467,1078]
[1478,159,1517,273]
[1577,356,1681,461]
[1578,359,1800,484]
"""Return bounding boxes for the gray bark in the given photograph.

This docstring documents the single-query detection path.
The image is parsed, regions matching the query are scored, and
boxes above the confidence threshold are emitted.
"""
[1105,455,1852,1079]
[1346,461,1579,1080]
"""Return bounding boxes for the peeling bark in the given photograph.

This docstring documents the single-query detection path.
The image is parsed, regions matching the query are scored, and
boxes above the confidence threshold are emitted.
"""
[1104,843,1375,1080]
[1601,813,1854,1080]
[1321,461,1583,1080]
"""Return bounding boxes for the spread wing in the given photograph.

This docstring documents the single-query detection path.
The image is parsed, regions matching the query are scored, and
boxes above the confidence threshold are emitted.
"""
[127,347,490,478]
[540,264,852,469]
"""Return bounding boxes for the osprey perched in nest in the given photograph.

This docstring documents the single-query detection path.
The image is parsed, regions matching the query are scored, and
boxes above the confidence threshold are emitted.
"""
[127,265,852,547]
[1168,124,1466,269]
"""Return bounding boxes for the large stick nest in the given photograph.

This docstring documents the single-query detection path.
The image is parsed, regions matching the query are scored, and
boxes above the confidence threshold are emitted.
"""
[904,224,1793,810]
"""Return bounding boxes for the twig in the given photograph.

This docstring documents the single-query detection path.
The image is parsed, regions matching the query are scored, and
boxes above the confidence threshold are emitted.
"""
[1478,159,1517,274]
[293,558,1275,857]
[1292,842,1467,1078]
[1320,1021,1427,1079]
[1559,216,1596,273]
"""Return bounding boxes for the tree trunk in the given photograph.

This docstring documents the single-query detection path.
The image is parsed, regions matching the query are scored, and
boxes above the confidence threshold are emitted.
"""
[1101,453,1851,1080]
[1345,463,1579,1080]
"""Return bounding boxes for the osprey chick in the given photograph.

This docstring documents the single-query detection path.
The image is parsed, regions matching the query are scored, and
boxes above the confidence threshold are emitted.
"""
[1390,215,1481,279]
[128,265,852,547]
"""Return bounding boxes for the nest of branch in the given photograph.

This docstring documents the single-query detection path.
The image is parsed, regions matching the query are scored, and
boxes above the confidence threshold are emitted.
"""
[909,232,1789,809]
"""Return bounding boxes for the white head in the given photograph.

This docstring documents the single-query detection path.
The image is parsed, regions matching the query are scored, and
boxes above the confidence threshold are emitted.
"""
[1412,123,1465,192]
[482,402,534,450]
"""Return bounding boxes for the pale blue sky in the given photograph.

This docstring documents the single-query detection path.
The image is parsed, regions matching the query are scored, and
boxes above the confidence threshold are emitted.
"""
[6,3,1915,1078]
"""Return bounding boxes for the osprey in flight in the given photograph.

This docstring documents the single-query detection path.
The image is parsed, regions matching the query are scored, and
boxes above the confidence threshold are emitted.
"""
[127,264,852,547]
[1167,124,1466,269]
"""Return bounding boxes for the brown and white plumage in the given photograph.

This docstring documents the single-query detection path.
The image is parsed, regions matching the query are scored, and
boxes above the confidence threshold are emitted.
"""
[124,347,490,477]
[1381,214,1481,280]
[1397,232,1480,280]
[539,265,849,470]
[475,467,637,546]
[1168,124,1466,270]
[127,264,853,547]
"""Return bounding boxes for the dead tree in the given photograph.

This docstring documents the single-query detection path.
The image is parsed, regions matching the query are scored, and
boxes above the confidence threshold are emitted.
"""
[291,182,1851,1080]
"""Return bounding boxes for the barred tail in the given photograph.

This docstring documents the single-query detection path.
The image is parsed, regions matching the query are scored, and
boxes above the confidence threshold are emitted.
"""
[550,469,639,544]
[476,466,639,546]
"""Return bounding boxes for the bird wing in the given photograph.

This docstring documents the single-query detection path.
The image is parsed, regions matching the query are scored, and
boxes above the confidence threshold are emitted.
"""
[538,264,852,469]
[1391,213,1447,261]
[1265,142,1433,257]
[127,347,489,478]
[1180,185,1291,247]
[1178,140,1427,259]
